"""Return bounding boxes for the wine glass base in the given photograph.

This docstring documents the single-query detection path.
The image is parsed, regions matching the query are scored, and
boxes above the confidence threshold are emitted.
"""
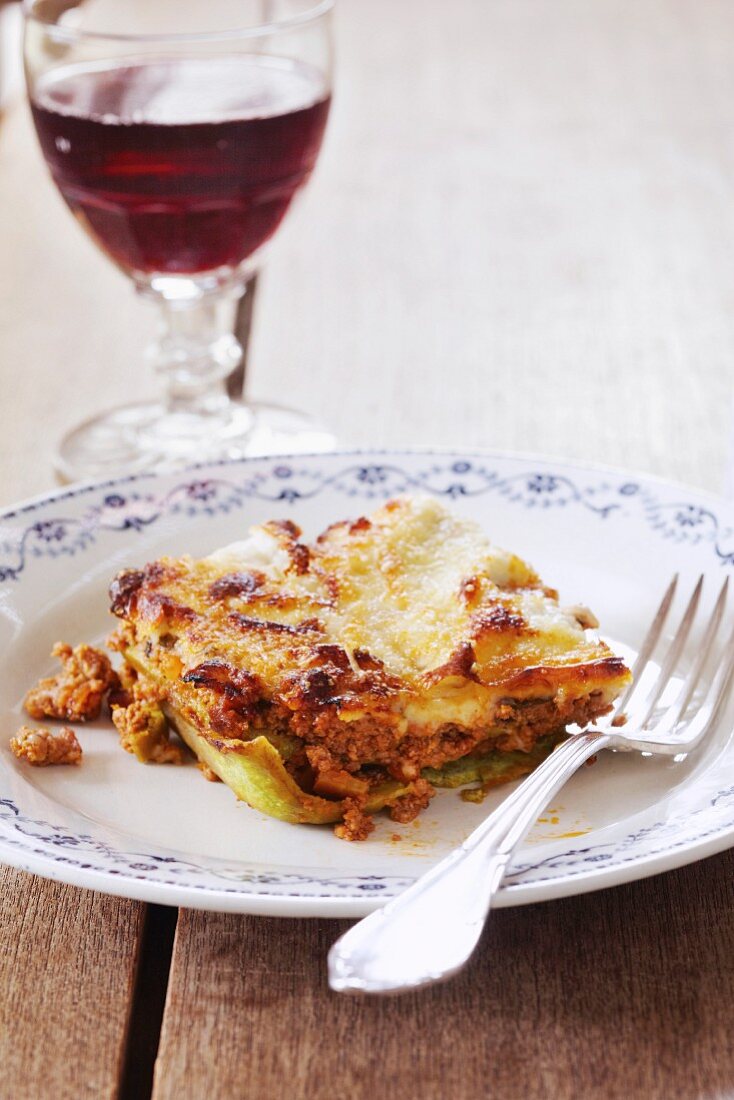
[54,399,338,484]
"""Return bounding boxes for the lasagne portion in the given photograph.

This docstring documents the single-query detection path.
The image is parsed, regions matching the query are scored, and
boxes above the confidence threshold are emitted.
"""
[108,495,630,838]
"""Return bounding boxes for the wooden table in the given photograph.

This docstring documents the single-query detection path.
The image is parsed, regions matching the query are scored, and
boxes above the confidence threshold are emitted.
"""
[2,2,734,1097]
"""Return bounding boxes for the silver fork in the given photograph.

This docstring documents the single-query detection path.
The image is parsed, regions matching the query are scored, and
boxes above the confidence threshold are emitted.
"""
[328,574,734,995]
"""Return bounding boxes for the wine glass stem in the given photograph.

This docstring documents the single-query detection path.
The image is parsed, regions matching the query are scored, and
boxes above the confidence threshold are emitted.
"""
[145,287,245,420]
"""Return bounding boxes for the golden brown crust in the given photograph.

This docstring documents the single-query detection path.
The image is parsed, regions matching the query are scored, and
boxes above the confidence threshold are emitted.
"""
[471,603,527,638]
[10,725,82,766]
[108,569,147,617]
[108,496,632,834]
[181,660,266,731]
[497,655,629,694]
[262,519,311,574]
[421,642,479,686]
[24,642,119,722]
[209,570,266,602]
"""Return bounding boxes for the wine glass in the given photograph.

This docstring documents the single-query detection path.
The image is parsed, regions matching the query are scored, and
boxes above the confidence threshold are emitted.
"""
[23,0,335,481]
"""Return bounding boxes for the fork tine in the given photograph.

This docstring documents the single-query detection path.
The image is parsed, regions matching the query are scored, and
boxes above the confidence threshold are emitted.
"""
[669,607,734,749]
[653,577,729,738]
[634,575,704,730]
[612,573,679,719]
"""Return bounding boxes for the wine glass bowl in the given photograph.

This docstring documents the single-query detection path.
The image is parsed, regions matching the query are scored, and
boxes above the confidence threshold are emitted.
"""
[24,0,335,480]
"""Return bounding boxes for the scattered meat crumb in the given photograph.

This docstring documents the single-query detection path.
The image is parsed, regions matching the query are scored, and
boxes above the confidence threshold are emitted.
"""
[611,713,628,727]
[24,642,118,722]
[389,779,435,824]
[334,797,375,841]
[10,725,82,766]
[197,761,221,782]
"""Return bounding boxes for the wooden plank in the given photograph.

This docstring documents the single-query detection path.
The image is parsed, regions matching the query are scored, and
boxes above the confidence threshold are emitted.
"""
[152,850,734,1100]
[0,868,146,1100]
[118,905,178,1100]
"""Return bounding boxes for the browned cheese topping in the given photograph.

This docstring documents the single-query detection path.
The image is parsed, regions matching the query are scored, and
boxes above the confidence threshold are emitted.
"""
[106,495,632,835]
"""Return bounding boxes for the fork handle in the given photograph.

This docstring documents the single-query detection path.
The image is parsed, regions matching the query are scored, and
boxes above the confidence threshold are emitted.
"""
[328,730,611,994]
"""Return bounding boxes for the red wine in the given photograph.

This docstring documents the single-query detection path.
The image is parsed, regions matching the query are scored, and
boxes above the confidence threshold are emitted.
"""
[31,55,331,277]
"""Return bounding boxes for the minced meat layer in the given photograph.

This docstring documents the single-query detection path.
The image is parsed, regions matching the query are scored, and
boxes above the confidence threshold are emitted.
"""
[120,642,611,787]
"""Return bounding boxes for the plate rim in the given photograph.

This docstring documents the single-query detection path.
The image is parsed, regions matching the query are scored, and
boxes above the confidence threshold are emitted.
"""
[1,443,727,525]
[3,803,734,917]
[2,445,733,916]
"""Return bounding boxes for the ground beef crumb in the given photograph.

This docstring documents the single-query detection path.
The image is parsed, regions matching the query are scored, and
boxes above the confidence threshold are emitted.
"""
[24,642,119,722]
[389,779,435,824]
[108,661,139,710]
[10,725,82,766]
[334,797,375,841]
[111,680,183,764]
[197,761,221,782]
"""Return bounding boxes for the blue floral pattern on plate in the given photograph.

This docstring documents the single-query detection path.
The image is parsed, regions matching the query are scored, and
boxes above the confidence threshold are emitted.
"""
[1,449,734,913]
[2,457,733,581]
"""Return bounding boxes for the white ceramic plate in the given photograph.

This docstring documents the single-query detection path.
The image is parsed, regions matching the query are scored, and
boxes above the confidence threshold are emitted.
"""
[1,449,734,917]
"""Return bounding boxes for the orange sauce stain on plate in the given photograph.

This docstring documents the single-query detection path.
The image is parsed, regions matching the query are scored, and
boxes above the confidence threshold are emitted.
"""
[527,806,591,843]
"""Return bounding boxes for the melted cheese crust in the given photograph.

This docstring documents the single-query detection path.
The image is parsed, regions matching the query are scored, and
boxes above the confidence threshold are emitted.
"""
[110,495,630,767]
